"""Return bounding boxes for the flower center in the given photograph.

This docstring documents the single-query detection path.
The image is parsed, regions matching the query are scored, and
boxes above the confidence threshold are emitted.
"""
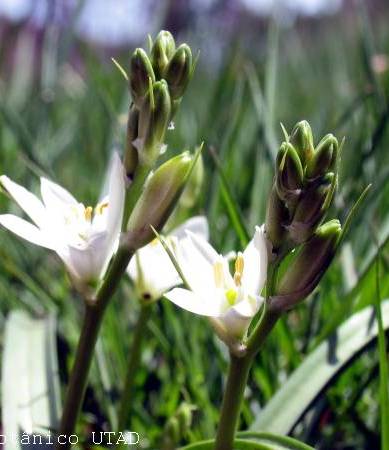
[225,288,238,305]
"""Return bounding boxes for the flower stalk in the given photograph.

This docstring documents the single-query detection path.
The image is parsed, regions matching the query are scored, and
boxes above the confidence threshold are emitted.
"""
[57,247,133,449]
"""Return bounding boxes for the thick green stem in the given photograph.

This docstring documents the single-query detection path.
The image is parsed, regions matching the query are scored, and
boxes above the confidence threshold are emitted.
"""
[117,303,152,430]
[57,248,133,450]
[214,353,252,450]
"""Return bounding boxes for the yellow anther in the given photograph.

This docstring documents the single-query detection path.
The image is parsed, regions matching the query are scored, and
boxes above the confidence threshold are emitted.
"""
[225,288,238,306]
[84,206,93,221]
[213,261,224,288]
[95,201,109,215]
[234,252,244,286]
[150,238,159,247]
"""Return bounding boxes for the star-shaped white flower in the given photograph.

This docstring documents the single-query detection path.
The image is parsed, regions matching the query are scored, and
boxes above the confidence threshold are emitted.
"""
[127,216,209,301]
[0,153,125,286]
[164,226,268,345]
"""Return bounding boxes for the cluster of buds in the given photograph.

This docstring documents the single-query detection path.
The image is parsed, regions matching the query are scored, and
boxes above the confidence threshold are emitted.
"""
[124,30,194,177]
[265,121,342,311]
[124,32,198,251]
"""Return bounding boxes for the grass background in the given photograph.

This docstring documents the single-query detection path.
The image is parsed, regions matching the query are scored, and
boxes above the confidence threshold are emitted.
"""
[0,2,389,449]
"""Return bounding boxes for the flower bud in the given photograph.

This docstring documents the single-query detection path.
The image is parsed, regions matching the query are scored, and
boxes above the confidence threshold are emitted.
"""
[275,142,304,208]
[288,173,335,244]
[129,48,155,108]
[265,185,289,252]
[165,44,193,100]
[272,219,341,311]
[126,152,193,248]
[179,153,204,208]
[306,134,338,179]
[290,120,314,165]
[151,30,176,79]
[138,80,171,166]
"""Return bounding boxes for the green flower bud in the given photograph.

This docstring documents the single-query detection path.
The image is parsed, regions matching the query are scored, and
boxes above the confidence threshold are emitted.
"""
[138,80,171,166]
[179,153,204,208]
[126,152,193,248]
[272,219,341,311]
[265,185,289,252]
[129,48,155,108]
[151,30,176,79]
[165,44,193,100]
[275,142,304,208]
[290,120,314,165]
[306,134,338,179]
[288,173,335,244]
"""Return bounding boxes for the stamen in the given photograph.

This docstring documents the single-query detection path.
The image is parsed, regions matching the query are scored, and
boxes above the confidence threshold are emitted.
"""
[95,202,109,215]
[225,288,238,306]
[234,252,244,286]
[84,206,93,221]
[213,261,224,288]
[150,238,159,247]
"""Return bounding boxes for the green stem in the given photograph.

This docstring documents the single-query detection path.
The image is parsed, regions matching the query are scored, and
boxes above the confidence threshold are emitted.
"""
[214,260,281,450]
[214,353,252,450]
[57,248,133,450]
[117,303,152,430]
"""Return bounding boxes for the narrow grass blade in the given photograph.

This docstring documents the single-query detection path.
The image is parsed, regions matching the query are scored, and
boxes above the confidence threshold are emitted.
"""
[209,146,250,247]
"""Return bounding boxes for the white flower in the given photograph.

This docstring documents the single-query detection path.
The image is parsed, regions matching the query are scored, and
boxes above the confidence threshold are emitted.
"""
[165,226,268,345]
[0,153,125,286]
[127,216,209,301]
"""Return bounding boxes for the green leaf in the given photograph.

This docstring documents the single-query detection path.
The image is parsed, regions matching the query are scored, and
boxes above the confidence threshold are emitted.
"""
[251,299,389,434]
[180,439,272,450]
[2,311,61,447]
[375,256,389,450]
[180,432,314,450]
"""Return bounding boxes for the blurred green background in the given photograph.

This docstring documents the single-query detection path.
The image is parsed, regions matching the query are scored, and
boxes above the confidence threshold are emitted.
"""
[0,1,389,449]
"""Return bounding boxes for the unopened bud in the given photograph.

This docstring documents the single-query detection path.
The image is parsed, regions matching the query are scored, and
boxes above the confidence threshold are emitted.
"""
[151,30,176,79]
[138,80,171,166]
[275,142,304,208]
[272,219,341,311]
[306,134,338,179]
[288,174,335,244]
[179,153,204,208]
[265,185,289,252]
[290,120,314,165]
[129,48,155,108]
[165,44,193,100]
[126,152,193,248]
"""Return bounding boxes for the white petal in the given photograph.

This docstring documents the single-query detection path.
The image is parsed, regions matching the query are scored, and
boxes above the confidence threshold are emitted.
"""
[106,153,125,239]
[175,236,215,296]
[185,230,219,265]
[128,241,181,300]
[40,177,78,211]
[219,297,262,339]
[172,216,209,241]
[0,175,46,227]
[0,214,54,249]
[165,288,221,316]
[241,225,268,295]
[64,232,109,282]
